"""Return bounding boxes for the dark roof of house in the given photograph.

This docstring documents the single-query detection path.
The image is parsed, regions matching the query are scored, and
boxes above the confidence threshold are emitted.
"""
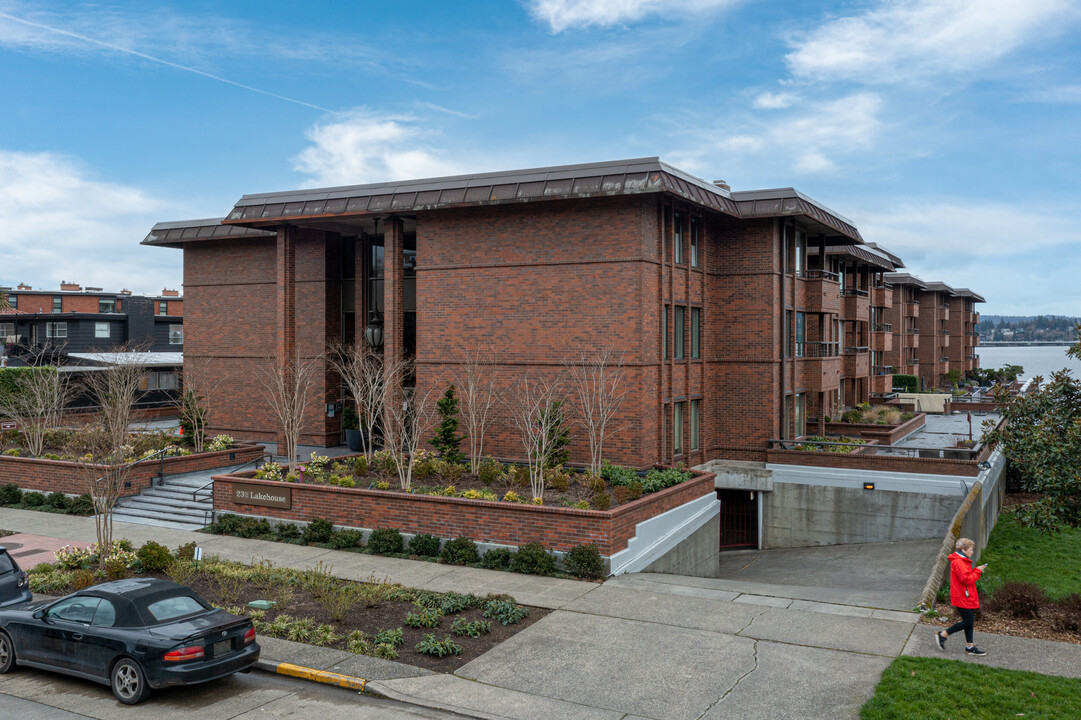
[951,288,986,303]
[730,188,861,242]
[864,242,905,268]
[811,243,897,270]
[883,272,927,289]
[922,281,956,295]
[141,217,276,248]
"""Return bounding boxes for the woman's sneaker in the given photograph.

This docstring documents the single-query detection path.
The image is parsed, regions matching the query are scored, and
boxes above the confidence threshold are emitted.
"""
[965,646,987,656]
[935,632,947,650]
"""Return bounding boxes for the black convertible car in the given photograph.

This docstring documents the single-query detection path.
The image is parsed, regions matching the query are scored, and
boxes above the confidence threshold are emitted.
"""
[0,578,259,704]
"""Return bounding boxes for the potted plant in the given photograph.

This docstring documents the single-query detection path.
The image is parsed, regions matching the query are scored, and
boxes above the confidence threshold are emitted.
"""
[342,405,363,452]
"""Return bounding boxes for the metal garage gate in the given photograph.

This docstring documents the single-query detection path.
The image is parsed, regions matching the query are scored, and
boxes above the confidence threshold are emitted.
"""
[717,489,758,549]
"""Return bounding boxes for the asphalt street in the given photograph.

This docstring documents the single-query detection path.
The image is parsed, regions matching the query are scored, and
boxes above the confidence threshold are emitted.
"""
[0,664,470,719]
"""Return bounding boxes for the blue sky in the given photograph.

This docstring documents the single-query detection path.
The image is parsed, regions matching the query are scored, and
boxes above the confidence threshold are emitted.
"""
[1,0,1079,315]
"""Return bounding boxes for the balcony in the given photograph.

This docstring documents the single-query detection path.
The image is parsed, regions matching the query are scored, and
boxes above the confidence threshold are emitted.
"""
[871,284,893,309]
[843,346,870,377]
[937,305,950,322]
[908,327,919,334]
[871,326,893,353]
[870,373,893,395]
[905,301,920,319]
[800,341,840,358]
[873,365,895,375]
[908,358,919,365]
[841,288,870,319]
[941,329,950,335]
[798,271,842,313]
[795,342,842,392]
[939,356,951,363]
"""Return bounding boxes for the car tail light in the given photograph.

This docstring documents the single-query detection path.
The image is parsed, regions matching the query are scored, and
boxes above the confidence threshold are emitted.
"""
[243,627,256,644]
[164,645,205,662]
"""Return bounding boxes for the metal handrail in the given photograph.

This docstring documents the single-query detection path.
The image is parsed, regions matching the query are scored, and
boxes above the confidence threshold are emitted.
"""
[192,452,271,502]
[844,345,870,354]
[874,323,892,332]
[800,341,840,358]
[841,288,869,297]
[805,269,841,282]
[908,328,919,334]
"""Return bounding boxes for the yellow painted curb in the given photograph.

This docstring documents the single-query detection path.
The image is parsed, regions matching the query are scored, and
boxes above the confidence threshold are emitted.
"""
[273,661,368,692]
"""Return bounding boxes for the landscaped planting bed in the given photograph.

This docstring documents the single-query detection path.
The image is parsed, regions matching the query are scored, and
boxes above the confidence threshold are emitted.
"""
[29,540,544,673]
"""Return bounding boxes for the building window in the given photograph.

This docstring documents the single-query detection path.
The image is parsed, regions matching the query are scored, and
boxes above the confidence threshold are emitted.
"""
[52,296,62,313]
[795,230,806,278]
[662,306,669,358]
[673,212,684,264]
[783,395,791,440]
[99,298,115,313]
[795,393,806,437]
[690,399,700,451]
[159,301,168,316]
[785,310,792,358]
[674,306,685,359]
[673,402,684,455]
[690,217,700,267]
[148,371,179,390]
[169,325,184,345]
[0,322,14,342]
[7,295,15,309]
[691,307,701,358]
[783,224,791,274]
[46,322,67,338]
[795,312,806,358]
[95,322,109,338]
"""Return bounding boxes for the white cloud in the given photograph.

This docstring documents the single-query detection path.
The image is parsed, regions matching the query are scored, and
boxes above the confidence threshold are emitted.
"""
[1027,84,1081,104]
[752,91,797,110]
[0,150,183,295]
[786,0,1074,84]
[527,0,740,32]
[293,111,467,187]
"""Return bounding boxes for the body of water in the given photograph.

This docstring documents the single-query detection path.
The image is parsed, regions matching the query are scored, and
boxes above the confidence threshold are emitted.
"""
[976,345,1081,380]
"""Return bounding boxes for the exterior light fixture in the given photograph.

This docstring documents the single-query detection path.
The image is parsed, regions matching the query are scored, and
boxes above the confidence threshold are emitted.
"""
[863,482,875,491]
[364,311,384,349]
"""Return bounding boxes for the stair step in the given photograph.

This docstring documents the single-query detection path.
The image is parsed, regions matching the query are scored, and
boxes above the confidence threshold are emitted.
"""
[112,515,206,532]
[139,488,209,501]
[112,507,211,527]
[116,499,209,515]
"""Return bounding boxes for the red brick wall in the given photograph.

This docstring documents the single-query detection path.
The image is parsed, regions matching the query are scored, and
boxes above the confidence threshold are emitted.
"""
[766,448,981,476]
[823,412,925,444]
[212,470,715,554]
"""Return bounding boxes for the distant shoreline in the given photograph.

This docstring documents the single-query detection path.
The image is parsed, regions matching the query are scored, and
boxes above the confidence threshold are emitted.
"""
[978,342,1074,347]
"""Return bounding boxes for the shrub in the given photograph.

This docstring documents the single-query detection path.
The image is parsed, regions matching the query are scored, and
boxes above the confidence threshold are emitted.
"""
[502,490,523,503]
[478,456,503,485]
[175,542,197,561]
[483,599,529,625]
[2,449,19,456]
[1050,594,1081,633]
[105,558,129,581]
[136,541,174,572]
[438,592,473,614]
[69,494,94,515]
[987,581,1047,619]
[44,492,70,510]
[206,434,234,452]
[511,543,556,576]
[564,543,604,579]
[23,491,45,507]
[451,617,491,637]
[367,527,404,555]
[331,529,364,550]
[408,533,441,557]
[345,630,371,655]
[612,483,643,506]
[319,584,361,622]
[352,456,369,475]
[0,484,23,505]
[276,522,302,541]
[415,634,461,657]
[404,605,442,628]
[71,569,96,591]
[429,385,465,464]
[545,466,570,493]
[593,492,610,510]
[460,488,497,501]
[480,548,514,571]
[601,461,639,487]
[893,374,919,393]
[440,460,464,484]
[375,627,404,647]
[303,518,335,544]
[236,517,271,539]
[641,467,691,493]
[440,536,479,566]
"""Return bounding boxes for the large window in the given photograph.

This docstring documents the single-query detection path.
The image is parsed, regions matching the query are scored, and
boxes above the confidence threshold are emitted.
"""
[662,306,669,358]
[98,298,115,313]
[159,301,168,316]
[0,323,13,342]
[95,322,109,338]
[690,216,700,267]
[673,212,684,264]
[784,310,792,358]
[691,308,701,358]
[690,399,700,451]
[674,306,685,359]
[7,295,15,309]
[673,402,684,455]
[46,322,66,338]
[795,312,806,358]
[169,325,183,345]
[795,230,806,278]
[794,393,806,437]
[52,296,62,313]
[148,371,179,390]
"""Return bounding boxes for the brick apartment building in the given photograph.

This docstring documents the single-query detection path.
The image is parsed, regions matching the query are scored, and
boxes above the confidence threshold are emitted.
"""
[0,283,183,359]
[144,158,983,468]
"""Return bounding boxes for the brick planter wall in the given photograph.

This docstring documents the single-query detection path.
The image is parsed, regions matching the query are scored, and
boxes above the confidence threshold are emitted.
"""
[766,448,982,476]
[212,470,716,555]
[824,413,926,445]
[0,443,264,497]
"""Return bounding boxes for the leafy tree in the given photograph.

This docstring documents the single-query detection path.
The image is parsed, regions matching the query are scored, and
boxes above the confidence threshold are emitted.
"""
[985,325,1081,532]
[429,383,466,464]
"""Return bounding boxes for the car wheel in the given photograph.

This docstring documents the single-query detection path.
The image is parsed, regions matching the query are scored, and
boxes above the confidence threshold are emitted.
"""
[111,658,150,705]
[0,632,15,673]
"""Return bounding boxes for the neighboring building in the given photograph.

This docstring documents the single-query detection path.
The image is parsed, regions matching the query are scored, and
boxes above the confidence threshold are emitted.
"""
[143,157,982,467]
[0,283,183,363]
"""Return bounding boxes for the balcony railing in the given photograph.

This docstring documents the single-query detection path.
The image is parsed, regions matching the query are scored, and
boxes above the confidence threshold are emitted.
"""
[841,288,869,297]
[844,345,870,354]
[941,329,950,335]
[908,327,919,334]
[805,269,841,282]
[966,331,976,336]
[939,356,951,363]
[909,358,919,365]
[873,281,893,289]
[873,365,895,375]
[874,323,892,332]
[800,341,841,358]
[939,304,950,309]
[912,299,920,305]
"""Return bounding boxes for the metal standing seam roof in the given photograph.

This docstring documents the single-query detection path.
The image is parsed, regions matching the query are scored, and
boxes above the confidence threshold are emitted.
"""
[141,217,276,248]
[883,272,927,289]
[863,242,905,268]
[951,288,986,303]
[812,243,897,271]
[730,188,862,242]
[922,281,957,296]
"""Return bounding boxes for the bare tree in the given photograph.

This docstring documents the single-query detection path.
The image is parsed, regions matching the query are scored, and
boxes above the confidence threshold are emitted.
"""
[566,349,627,476]
[455,347,501,474]
[79,347,150,570]
[261,353,320,473]
[176,355,221,453]
[327,342,407,459]
[382,369,439,491]
[0,364,71,457]
[507,373,566,502]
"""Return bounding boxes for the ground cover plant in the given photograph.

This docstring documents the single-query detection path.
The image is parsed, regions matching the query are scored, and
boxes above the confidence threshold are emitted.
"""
[0,426,235,463]
[203,514,607,580]
[835,403,915,426]
[28,543,544,673]
[249,452,692,510]
[791,435,868,452]
[860,656,1081,720]
[0,483,94,516]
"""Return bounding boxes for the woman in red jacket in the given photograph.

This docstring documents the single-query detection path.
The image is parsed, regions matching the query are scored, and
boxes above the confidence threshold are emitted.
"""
[936,537,988,656]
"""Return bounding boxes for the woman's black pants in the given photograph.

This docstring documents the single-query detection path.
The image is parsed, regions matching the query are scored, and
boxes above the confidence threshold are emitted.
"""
[946,607,975,643]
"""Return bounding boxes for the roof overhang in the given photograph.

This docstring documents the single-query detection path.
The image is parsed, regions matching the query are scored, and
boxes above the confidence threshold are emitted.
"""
[141,217,276,248]
[730,188,862,243]
[863,242,905,268]
[951,288,986,303]
[922,281,956,296]
[883,272,927,289]
[811,244,896,271]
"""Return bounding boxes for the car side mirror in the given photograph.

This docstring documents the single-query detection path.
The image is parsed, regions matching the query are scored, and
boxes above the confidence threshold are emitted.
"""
[33,609,44,619]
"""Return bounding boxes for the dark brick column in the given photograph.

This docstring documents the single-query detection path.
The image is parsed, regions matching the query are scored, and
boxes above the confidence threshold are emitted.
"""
[384,216,405,387]
[275,225,297,452]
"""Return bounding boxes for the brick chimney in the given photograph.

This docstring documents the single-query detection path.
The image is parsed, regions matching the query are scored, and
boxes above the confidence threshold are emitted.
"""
[60,281,81,291]
[162,288,180,297]
[17,283,31,290]
[712,180,731,191]
[119,289,133,295]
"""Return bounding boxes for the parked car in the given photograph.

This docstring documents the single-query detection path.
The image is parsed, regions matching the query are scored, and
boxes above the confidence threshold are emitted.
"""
[0,546,32,607]
[0,577,259,704]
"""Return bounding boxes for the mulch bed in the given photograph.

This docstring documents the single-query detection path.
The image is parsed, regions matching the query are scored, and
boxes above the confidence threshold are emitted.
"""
[921,602,1081,645]
[1001,492,1043,508]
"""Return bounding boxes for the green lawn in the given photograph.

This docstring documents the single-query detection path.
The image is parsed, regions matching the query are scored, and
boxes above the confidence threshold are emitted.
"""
[980,512,1081,600]
[861,657,1081,719]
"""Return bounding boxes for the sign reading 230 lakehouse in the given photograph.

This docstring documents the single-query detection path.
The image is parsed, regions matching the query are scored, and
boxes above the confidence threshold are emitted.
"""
[232,483,291,510]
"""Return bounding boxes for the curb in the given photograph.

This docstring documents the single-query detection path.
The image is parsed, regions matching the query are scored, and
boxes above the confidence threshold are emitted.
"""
[255,659,367,693]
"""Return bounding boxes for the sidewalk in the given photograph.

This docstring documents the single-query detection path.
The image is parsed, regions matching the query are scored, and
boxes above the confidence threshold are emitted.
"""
[3,508,1079,720]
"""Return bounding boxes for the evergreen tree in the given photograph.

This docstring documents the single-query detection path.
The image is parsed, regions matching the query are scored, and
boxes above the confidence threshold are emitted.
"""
[538,399,571,468]
[430,384,466,464]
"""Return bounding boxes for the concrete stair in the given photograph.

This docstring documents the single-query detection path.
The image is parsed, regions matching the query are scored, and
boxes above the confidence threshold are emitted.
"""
[112,465,249,531]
